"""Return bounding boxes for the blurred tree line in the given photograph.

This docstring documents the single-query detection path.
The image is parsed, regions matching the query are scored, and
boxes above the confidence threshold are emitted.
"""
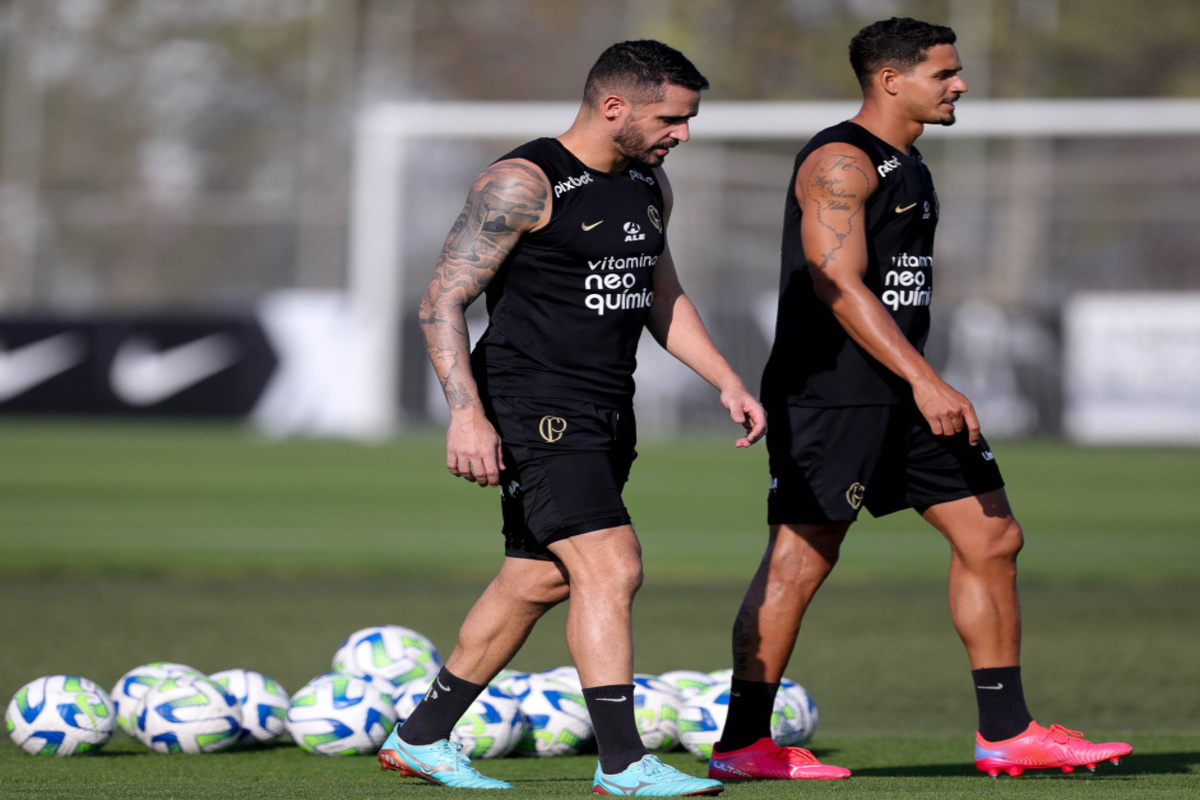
[0,0,1198,311]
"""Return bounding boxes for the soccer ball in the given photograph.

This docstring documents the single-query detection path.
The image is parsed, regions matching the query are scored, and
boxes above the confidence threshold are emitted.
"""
[656,670,717,699]
[209,669,290,746]
[110,662,203,736]
[677,681,730,759]
[390,676,433,723]
[515,675,593,757]
[392,680,526,760]
[540,665,581,689]
[6,675,116,756]
[286,673,396,756]
[332,625,441,688]
[775,679,818,745]
[454,685,526,759]
[633,682,681,752]
[677,679,811,759]
[490,669,531,699]
[134,675,242,754]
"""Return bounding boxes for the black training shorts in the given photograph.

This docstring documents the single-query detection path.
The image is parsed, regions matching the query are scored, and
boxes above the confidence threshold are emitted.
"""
[766,403,1005,525]
[485,395,637,561]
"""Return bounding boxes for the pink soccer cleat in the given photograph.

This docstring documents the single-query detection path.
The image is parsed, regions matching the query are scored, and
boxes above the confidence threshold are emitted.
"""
[708,737,851,780]
[975,722,1132,777]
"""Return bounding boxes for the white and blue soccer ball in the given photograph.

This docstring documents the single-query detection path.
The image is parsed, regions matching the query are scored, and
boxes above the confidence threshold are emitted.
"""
[632,681,681,752]
[390,676,433,723]
[775,679,819,746]
[286,673,396,756]
[677,678,816,759]
[332,625,441,689]
[110,662,203,736]
[209,669,290,746]
[656,670,718,699]
[515,674,593,757]
[677,681,731,759]
[540,665,581,690]
[133,675,242,754]
[6,675,116,756]
[489,669,532,700]
[454,685,526,759]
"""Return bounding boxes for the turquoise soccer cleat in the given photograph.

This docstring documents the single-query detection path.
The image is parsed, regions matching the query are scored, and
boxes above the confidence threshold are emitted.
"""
[592,754,724,796]
[378,728,512,789]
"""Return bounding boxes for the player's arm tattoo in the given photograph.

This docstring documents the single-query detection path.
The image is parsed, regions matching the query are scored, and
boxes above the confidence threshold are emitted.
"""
[419,161,547,407]
[804,153,871,272]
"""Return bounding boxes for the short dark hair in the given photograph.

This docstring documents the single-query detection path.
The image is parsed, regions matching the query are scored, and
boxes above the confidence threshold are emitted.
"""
[583,40,709,106]
[849,17,957,90]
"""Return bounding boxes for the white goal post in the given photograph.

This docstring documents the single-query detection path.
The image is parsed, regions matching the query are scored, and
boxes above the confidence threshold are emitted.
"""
[347,98,1200,440]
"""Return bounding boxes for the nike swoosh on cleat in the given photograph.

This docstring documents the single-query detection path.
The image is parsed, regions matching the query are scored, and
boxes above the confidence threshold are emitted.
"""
[976,683,1004,690]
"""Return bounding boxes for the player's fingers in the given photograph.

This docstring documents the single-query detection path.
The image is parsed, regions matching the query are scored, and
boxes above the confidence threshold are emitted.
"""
[964,404,982,446]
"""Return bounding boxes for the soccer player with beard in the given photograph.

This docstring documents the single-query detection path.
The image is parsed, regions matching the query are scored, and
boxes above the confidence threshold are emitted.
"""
[379,40,764,794]
[708,17,1132,781]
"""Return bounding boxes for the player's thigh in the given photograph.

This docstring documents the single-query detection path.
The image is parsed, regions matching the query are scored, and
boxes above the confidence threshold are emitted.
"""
[896,410,1007,515]
[488,396,635,560]
[766,404,891,525]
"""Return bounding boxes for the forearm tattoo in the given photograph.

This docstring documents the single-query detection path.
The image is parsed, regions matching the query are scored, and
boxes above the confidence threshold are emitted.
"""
[420,161,547,407]
[806,154,869,271]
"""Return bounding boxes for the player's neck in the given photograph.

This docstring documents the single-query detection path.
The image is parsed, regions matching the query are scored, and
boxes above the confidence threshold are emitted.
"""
[557,126,628,174]
[850,104,924,154]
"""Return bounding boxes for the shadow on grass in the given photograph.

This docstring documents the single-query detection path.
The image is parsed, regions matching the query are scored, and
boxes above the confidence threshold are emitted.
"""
[851,750,1198,778]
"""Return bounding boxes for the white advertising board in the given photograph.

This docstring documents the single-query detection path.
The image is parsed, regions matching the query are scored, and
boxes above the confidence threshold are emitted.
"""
[1064,293,1200,445]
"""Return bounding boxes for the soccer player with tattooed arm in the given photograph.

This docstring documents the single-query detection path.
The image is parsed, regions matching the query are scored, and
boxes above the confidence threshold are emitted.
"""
[379,40,764,795]
[707,17,1132,782]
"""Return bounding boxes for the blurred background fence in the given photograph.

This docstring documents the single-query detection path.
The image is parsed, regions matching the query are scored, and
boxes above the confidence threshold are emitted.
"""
[2,0,1199,442]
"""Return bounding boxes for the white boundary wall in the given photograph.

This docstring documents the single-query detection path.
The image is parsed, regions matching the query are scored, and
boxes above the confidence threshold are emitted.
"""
[347,98,1200,440]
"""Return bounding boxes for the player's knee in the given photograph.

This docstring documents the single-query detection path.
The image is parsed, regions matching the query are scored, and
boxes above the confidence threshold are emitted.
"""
[527,571,571,607]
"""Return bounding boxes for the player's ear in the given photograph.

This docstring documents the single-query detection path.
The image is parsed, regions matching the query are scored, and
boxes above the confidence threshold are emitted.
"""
[878,67,903,97]
[601,93,628,122]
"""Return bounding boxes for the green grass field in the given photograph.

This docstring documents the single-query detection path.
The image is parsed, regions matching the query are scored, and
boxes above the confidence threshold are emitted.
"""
[0,421,1197,799]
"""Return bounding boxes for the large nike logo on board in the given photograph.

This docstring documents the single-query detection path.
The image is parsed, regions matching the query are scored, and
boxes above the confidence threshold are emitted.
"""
[110,334,239,406]
[0,333,88,401]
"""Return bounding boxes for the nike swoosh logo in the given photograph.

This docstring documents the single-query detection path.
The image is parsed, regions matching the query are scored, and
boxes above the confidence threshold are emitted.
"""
[976,683,1004,690]
[0,333,88,401]
[895,203,918,214]
[436,679,451,692]
[581,220,604,231]
[111,334,239,406]
[595,696,627,702]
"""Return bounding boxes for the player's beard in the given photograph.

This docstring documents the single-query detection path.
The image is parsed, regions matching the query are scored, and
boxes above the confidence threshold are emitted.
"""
[614,119,675,166]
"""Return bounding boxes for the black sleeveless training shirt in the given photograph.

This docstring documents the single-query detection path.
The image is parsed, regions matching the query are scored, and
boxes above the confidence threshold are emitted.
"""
[761,120,939,407]
[471,138,666,407]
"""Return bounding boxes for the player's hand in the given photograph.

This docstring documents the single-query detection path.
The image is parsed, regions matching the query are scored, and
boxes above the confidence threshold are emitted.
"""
[719,385,767,448]
[446,406,505,486]
[912,378,980,445]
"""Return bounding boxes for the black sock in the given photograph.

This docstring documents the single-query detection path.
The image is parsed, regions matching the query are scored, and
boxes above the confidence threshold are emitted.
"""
[972,666,1035,742]
[582,684,647,774]
[398,667,486,746]
[715,678,779,752]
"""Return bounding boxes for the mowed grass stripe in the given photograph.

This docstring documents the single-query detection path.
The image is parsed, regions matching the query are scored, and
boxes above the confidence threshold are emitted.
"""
[0,421,1197,582]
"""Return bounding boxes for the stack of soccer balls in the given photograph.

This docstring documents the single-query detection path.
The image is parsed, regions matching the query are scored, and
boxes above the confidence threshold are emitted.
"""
[6,623,818,761]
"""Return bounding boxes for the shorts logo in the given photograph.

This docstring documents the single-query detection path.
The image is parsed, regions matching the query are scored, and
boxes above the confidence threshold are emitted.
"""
[981,449,995,461]
[845,482,865,509]
[538,415,568,443]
